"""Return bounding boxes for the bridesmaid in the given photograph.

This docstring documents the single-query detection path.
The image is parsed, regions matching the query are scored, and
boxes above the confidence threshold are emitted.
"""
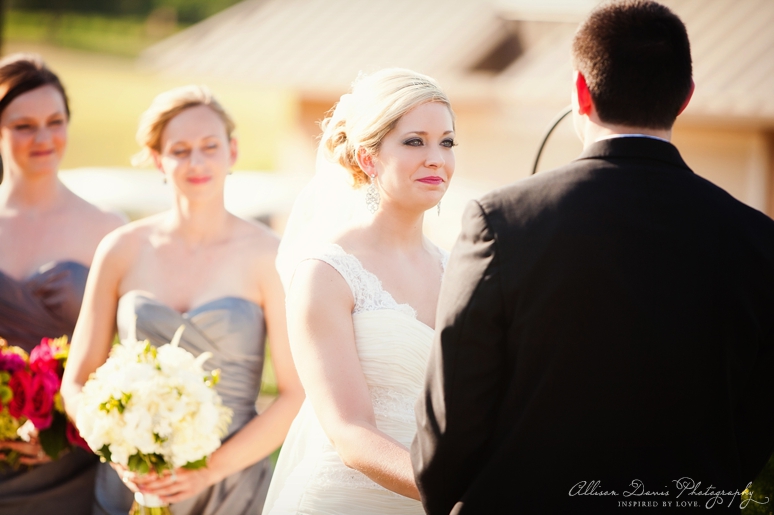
[0,54,124,514]
[61,85,304,514]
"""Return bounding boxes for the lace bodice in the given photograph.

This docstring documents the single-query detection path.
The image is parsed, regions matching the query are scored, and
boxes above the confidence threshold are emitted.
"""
[308,243,448,319]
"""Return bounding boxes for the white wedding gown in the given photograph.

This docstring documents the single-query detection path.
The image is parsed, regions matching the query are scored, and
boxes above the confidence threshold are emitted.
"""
[264,243,446,515]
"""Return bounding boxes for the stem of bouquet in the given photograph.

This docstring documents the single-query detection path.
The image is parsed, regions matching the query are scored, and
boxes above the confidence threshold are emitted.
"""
[130,492,171,515]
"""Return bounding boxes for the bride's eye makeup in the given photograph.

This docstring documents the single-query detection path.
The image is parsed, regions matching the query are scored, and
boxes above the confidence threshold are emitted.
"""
[403,135,457,148]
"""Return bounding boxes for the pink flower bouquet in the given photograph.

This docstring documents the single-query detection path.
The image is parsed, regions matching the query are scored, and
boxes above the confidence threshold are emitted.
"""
[0,336,91,467]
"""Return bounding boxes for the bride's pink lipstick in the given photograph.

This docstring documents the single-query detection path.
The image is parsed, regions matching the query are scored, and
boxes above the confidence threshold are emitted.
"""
[187,176,212,185]
[417,176,444,185]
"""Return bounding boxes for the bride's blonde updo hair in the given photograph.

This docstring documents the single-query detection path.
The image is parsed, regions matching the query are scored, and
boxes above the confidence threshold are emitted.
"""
[320,68,454,188]
[132,84,235,167]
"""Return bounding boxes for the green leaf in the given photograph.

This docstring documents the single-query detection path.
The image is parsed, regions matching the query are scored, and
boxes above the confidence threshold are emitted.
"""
[148,453,170,475]
[0,385,12,403]
[38,411,68,460]
[97,444,112,462]
[182,456,208,470]
[128,453,144,472]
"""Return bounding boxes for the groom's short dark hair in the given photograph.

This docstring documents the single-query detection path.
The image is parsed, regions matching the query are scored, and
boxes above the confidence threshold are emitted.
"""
[571,0,692,130]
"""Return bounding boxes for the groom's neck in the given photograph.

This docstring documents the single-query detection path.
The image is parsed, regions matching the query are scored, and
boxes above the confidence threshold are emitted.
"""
[579,114,673,149]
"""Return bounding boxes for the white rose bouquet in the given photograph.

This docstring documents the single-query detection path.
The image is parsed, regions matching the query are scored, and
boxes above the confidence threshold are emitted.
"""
[76,326,232,514]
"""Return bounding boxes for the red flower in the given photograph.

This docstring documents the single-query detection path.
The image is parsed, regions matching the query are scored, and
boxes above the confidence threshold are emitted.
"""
[30,340,59,376]
[66,421,92,453]
[25,372,56,429]
[9,370,31,419]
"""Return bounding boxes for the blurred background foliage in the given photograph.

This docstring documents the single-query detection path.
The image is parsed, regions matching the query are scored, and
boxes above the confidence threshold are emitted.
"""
[9,0,242,25]
[4,0,243,56]
[6,9,172,56]
[0,0,293,171]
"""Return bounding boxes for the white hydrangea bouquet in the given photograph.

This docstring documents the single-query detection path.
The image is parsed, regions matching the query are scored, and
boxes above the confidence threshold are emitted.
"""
[76,326,232,514]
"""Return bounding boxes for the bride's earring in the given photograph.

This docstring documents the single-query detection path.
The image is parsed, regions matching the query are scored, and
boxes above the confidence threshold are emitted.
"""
[365,174,380,214]
[437,200,441,216]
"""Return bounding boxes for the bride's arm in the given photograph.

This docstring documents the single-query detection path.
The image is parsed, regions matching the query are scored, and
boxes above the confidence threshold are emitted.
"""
[285,258,420,500]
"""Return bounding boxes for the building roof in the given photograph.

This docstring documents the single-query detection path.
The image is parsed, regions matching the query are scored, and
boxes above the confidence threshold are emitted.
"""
[140,0,509,100]
[141,0,774,124]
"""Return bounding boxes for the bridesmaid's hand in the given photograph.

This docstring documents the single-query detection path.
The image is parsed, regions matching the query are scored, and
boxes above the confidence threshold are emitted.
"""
[0,438,52,466]
[138,467,216,504]
[109,462,152,494]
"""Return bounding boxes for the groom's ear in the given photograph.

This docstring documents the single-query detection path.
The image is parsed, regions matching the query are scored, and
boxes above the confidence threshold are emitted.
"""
[574,71,594,116]
[356,146,375,176]
[677,79,695,116]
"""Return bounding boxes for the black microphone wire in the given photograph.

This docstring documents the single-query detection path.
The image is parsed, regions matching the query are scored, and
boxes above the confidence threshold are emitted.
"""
[531,105,573,175]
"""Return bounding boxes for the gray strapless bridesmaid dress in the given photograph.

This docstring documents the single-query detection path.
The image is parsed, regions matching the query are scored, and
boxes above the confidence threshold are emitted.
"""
[93,290,272,515]
[0,261,99,515]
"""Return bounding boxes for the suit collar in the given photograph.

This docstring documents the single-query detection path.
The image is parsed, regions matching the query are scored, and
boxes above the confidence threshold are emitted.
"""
[576,136,691,171]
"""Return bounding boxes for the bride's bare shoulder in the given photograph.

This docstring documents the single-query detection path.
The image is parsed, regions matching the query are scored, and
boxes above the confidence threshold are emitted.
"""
[288,257,355,309]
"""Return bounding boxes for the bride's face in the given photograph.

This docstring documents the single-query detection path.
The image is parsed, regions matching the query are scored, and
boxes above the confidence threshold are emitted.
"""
[367,101,455,213]
[155,105,237,202]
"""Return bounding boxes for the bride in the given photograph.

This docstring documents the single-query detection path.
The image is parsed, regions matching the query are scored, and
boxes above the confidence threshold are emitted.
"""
[265,68,456,514]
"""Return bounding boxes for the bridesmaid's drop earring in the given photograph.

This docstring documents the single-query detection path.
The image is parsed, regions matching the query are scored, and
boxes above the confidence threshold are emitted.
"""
[437,201,441,216]
[366,174,380,214]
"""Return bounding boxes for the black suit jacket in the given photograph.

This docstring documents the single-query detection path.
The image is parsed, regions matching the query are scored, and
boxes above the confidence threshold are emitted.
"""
[412,137,774,514]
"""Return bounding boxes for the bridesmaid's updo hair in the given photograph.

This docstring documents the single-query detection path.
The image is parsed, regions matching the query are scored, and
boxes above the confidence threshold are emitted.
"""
[320,68,454,188]
[133,84,235,167]
[0,54,69,182]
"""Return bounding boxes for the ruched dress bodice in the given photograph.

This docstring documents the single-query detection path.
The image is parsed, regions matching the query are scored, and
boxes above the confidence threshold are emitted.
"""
[0,261,88,352]
[93,292,272,515]
[0,261,98,515]
[264,244,446,515]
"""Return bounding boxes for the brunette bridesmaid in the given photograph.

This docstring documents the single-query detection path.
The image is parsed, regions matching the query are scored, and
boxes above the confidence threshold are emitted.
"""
[0,53,124,514]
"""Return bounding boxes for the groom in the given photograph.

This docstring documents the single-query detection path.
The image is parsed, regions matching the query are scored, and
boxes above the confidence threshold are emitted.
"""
[412,1,774,513]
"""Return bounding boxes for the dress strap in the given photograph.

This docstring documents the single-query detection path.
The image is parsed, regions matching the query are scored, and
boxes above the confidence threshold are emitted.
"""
[307,245,364,310]
[306,244,416,317]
